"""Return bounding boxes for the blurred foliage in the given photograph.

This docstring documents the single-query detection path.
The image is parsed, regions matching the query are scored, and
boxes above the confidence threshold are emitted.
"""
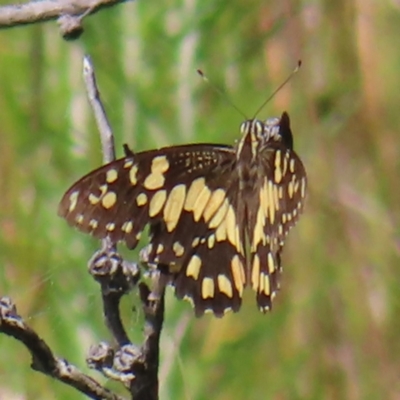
[0,0,399,399]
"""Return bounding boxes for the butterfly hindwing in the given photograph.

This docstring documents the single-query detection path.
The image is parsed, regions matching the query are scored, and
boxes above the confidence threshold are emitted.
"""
[173,239,246,317]
[248,145,307,311]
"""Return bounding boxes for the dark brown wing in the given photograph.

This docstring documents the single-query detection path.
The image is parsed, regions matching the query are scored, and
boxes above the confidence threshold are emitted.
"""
[247,146,307,312]
[144,181,247,317]
[59,144,231,246]
[58,143,246,316]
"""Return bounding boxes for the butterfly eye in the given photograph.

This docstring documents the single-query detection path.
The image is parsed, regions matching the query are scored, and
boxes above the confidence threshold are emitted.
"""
[262,117,281,141]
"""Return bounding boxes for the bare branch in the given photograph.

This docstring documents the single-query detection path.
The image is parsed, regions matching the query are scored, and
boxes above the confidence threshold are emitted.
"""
[83,55,116,163]
[131,277,166,400]
[88,247,140,346]
[83,56,126,347]
[0,297,125,400]
[0,0,129,38]
[83,56,166,400]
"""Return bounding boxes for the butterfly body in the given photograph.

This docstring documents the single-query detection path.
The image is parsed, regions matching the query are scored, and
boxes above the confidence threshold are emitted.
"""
[59,112,307,317]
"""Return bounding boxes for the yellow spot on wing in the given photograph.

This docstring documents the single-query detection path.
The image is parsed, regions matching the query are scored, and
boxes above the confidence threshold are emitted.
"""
[187,182,212,222]
[149,190,167,217]
[201,277,215,299]
[69,191,79,212]
[217,274,233,298]
[252,206,265,250]
[203,189,226,222]
[121,221,133,233]
[136,193,148,206]
[192,185,212,221]
[251,254,260,290]
[129,165,138,185]
[262,273,270,295]
[293,181,300,196]
[106,169,118,183]
[207,234,216,249]
[231,255,245,295]
[268,181,275,224]
[273,184,279,211]
[87,185,107,206]
[268,253,275,274]
[301,177,306,198]
[226,206,237,247]
[274,151,282,183]
[250,130,258,158]
[282,154,288,175]
[289,158,295,173]
[163,184,186,232]
[288,180,294,198]
[208,198,229,229]
[151,155,169,173]
[89,193,100,205]
[123,159,134,168]
[89,219,98,229]
[143,173,165,190]
[184,177,206,211]
[99,184,108,195]
[106,222,115,231]
[173,241,184,257]
[102,191,117,209]
[186,255,201,279]
[215,219,227,242]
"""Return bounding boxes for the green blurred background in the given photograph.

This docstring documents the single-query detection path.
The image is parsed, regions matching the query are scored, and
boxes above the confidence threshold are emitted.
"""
[1,0,400,399]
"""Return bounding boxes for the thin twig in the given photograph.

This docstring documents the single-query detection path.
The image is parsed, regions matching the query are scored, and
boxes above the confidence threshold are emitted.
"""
[0,297,125,400]
[89,249,138,346]
[83,56,126,347]
[83,55,130,346]
[83,55,116,163]
[129,279,166,400]
[0,0,128,34]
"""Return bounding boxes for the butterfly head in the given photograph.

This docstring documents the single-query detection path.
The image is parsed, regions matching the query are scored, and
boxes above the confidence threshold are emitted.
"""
[261,111,293,149]
[237,112,293,162]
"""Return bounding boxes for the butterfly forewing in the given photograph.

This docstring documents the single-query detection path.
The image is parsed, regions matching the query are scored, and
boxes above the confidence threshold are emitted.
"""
[59,144,234,247]
[59,112,307,317]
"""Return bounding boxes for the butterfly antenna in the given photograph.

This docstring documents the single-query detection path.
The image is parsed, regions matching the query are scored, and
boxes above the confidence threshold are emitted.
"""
[197,69,247,119]
[252,60,302,119]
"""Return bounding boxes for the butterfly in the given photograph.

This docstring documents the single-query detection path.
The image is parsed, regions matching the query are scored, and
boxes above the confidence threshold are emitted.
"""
[59,112,306,317]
